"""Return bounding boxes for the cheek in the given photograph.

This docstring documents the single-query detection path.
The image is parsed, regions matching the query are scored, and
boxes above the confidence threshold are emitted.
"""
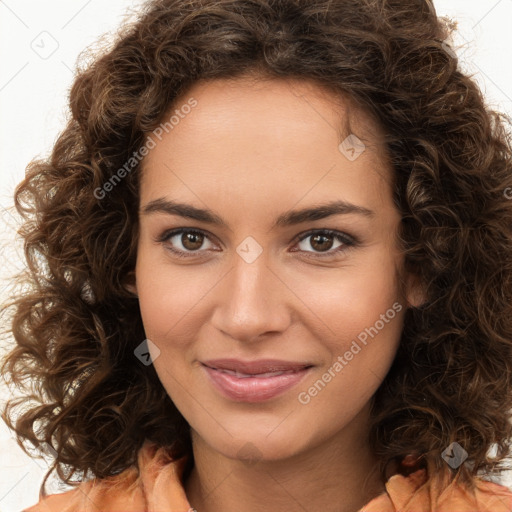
[288,254,404,396]
[286,255,403,342]
[135,240,404,348]
[296,290,404,425]
[134,251,217,345]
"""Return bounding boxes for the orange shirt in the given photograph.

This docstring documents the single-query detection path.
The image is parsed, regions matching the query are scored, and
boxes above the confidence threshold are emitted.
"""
[24,441,512,512]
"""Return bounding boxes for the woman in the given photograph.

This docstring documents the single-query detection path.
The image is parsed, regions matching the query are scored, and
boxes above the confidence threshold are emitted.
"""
[2,0,512,510]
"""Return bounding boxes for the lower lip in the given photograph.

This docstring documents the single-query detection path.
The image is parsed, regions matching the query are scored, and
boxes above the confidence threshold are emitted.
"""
[202,365,312,402]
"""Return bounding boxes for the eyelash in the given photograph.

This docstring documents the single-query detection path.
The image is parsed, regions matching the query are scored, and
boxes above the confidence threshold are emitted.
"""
[155,228,358,260]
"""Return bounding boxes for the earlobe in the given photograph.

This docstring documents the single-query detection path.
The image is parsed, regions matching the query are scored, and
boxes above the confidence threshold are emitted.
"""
[125,284,138,297]
[123,271,138,297]
[405,273,426,308]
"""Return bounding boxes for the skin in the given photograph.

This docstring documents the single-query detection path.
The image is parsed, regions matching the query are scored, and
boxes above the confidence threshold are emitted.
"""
[127,74,422,512]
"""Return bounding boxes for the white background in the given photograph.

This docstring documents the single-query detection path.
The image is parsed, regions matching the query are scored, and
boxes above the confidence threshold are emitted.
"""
[1,1,511,510]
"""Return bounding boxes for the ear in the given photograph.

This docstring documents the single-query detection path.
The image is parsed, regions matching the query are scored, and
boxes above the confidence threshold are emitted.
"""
[404,271,426,309]
[123,270,138,297]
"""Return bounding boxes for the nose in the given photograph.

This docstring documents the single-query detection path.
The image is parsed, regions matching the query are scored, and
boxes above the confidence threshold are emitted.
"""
[210,248,292,343]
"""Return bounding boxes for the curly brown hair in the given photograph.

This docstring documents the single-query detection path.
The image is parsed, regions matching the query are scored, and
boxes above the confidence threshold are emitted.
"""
[2,0,512,496]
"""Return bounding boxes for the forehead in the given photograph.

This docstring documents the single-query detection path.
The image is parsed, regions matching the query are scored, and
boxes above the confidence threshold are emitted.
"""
[139,75,393,212]
[147,74,387,155]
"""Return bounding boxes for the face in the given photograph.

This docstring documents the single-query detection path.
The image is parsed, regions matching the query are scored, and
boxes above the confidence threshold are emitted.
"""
[129,75,416,463]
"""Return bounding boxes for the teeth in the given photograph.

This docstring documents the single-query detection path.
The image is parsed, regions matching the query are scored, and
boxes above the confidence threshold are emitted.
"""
[218,368,297,378]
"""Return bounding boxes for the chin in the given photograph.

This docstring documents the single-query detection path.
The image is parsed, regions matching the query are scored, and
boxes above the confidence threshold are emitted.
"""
[197,424,314,464]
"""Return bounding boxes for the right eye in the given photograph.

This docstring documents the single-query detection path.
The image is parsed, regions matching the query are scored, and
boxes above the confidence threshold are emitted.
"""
[157,228,219,258]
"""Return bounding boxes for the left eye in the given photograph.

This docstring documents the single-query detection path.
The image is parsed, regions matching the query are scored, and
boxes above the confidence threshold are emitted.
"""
[157,228,356,258]
[293,229,355,255]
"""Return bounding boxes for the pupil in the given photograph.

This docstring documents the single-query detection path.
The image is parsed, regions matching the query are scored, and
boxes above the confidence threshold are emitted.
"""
[182,232,203,250]
[311,234,333,252]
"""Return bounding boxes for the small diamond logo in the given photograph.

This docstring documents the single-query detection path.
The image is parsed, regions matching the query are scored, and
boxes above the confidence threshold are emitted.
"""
[134,338,161,366]
[30,31,59,60]
[237,442,263,466]
[441,442,468,469]
[338,134,366,161]
[236,236,263,263]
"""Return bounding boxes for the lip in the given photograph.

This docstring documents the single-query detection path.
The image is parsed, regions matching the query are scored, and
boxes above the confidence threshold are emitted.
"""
[201,359,313,402]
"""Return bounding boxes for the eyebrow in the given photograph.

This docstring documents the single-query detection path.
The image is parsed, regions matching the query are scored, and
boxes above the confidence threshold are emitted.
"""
[141,198,374,229]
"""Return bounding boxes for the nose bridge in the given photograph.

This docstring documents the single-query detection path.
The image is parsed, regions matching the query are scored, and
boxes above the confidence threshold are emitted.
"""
[212,246,290,341]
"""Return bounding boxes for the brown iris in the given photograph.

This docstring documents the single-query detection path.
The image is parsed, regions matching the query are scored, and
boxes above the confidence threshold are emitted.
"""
[309,233,334,252]
[181,232,204,251]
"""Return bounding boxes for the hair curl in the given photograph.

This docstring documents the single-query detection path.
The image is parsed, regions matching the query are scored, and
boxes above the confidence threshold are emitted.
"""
[2,0,512,495]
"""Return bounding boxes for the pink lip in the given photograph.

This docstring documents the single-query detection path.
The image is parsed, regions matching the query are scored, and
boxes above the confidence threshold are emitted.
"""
[201,359,313,402]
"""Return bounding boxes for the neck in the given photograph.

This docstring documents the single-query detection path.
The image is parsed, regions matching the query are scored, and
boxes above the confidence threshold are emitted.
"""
[184,410,386,512]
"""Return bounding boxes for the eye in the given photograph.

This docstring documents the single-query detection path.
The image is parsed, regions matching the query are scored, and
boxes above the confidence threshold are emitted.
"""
[291,229,356,257]
[156,228,357,259]
[157,228,218,258]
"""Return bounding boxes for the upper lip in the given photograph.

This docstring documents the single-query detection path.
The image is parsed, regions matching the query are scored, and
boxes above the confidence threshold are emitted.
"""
[202,358,313,375]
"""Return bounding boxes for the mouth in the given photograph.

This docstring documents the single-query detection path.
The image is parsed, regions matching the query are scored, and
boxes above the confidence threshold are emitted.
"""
[201,359,314,402]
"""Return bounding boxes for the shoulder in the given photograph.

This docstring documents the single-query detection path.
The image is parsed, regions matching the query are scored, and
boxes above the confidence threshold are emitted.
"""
[23,465,144,512]
[361,468,512,512]
[23,442,192,512]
